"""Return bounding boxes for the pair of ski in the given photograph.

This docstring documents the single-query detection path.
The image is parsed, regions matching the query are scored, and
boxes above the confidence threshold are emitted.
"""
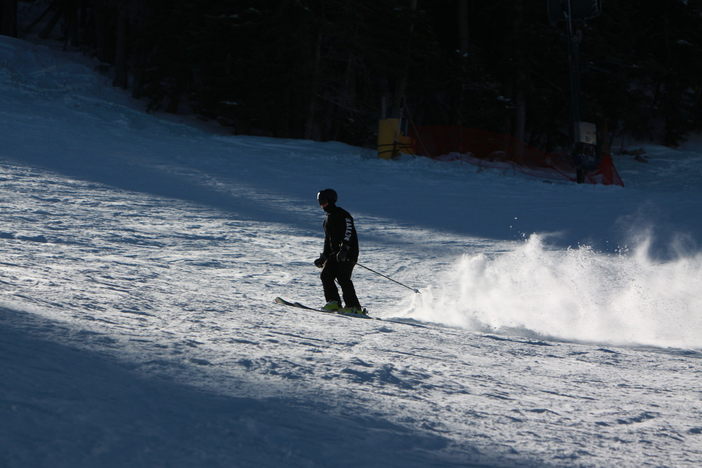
[274,297,429,328]
[274,297,371,319]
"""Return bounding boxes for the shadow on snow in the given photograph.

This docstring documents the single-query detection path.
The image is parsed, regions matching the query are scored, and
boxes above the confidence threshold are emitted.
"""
[0,307,546,468]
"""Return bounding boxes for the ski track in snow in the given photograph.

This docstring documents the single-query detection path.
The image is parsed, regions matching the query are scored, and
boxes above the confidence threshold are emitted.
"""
[1,36,701,467]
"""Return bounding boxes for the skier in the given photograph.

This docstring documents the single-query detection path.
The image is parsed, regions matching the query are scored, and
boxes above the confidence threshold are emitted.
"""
[314,188,365,314]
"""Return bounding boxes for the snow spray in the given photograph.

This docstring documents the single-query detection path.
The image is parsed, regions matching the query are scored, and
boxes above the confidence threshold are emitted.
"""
[407,235,702,349]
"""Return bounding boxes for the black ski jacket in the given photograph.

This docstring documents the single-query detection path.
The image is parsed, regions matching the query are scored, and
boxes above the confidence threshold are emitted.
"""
[322,205,359,262]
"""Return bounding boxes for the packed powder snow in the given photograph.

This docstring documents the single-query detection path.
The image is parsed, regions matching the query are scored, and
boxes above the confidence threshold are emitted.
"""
[1,35,701,468]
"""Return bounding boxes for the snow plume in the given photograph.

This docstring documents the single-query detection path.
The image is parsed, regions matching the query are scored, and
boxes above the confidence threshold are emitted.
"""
[407,235,702,349]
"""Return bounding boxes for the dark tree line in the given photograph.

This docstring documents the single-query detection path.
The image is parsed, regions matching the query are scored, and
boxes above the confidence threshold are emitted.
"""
[3,0,702,150]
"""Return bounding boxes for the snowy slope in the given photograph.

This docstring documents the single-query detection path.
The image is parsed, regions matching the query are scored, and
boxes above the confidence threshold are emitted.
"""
[1,36,701,467]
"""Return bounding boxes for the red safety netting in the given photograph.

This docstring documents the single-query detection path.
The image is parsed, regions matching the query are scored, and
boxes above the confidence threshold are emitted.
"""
[409,126,624,186]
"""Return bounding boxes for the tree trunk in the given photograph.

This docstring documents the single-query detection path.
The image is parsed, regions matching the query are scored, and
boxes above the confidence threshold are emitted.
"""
[597,117,610,156]
[113,8,128,88]
[304,31,322,140]
[94,5,112,63]
[24,1,53,35]
[130,47,146,99]
[390,0,418,119]
[457,0,469,52]
[456,0,469,125]
[0,0,18,37]
[514,89,526,163]
[512,0,527,162]
[63,0,81,48]
[39,6,63,39]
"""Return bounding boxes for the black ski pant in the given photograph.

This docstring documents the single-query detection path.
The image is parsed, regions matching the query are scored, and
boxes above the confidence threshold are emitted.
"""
[321,258,361,308]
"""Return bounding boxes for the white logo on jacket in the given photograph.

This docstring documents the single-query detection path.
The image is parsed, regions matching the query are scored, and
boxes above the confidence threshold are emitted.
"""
[344,217,354,242]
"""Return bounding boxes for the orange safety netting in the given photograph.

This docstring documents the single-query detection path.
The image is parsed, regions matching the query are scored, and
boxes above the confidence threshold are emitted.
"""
[409,126,624,186]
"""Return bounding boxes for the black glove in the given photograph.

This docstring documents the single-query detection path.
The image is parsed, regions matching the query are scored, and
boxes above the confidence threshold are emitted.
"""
[336,244,350,262]
[314,253,327,268]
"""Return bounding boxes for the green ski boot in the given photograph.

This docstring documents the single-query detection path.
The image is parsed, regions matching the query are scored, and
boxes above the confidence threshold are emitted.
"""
[322,301,341,311]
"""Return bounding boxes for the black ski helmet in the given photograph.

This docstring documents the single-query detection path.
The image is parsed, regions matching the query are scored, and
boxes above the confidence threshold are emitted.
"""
[317,188,337,205]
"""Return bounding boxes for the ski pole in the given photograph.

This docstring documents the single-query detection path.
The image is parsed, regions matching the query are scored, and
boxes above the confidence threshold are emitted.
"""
[355,262,421,294]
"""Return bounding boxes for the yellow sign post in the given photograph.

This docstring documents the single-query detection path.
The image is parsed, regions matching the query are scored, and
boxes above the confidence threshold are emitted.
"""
[377,118,414,159]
